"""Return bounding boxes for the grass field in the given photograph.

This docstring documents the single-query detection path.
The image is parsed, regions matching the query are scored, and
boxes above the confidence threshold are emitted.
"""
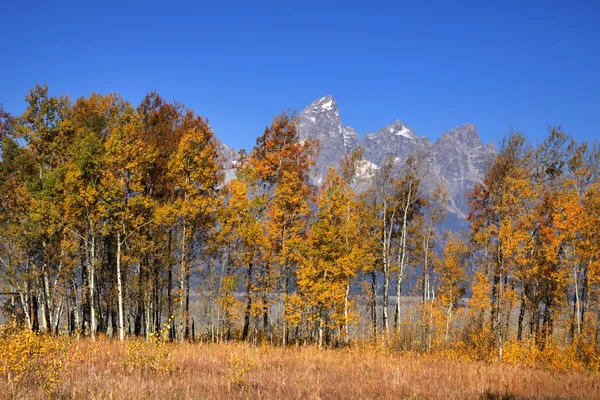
[0,335,598,400]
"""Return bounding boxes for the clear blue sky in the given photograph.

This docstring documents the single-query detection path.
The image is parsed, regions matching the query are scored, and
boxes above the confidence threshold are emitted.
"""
[2,1,599,151]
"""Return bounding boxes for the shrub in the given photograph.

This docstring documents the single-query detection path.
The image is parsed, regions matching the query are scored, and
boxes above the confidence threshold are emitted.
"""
[0,323,70,394]
[122,330,174,374]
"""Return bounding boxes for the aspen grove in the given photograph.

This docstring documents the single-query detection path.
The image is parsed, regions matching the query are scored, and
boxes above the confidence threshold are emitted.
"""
[1,85,600,371]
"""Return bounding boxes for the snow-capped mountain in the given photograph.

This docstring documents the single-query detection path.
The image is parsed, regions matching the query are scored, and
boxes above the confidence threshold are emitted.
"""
[296,95,497,227]
[216,94,496,228]
[297,95,359,184]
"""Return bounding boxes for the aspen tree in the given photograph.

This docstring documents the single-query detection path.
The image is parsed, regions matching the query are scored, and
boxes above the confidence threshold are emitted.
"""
[103,104,156,340]
[243,112,316,344]
[166,112,222,341]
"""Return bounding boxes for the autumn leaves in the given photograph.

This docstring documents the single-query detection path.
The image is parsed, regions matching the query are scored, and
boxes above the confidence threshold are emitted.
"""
[1,86,599,368]
[467,129,600,361]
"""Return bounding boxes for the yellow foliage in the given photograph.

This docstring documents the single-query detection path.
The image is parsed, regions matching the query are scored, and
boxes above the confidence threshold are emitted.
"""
[502,340,586,372]
[0,323,70,394]
[122,332,174,374]
[227,351,254,389]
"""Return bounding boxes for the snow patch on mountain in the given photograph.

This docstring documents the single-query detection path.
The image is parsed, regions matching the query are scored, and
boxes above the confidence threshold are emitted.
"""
[321,99,333,111]
[357,159,378,178]
[396,126,413,138]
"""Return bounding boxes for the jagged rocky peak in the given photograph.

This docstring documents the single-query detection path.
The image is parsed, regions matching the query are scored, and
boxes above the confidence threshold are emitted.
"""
[433,123,496,163]
[380,119,417,140]
[436,123,483,148]
[299,95,339,126]
[298,95,360,183]
[432,124,496,219]
[214,94,498,230]
[298,95,359,150]
[296,95,497,229]
[312,95,337,112]
[362,119,426,166]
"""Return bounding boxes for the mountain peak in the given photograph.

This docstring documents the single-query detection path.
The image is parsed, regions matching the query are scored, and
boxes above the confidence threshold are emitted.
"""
[308,95,337,113]
[437,123,482,147]
[298,95,358,183]
[296,96,497,228]
[299,95,342,128]
[384,119,417,139]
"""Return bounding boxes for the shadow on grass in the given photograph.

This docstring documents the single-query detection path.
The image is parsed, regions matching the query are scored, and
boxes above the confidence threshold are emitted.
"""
[480,390,566,400]
[480,391,517,400]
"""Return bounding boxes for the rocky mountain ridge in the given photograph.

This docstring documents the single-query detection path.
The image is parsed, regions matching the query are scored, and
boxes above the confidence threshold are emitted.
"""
[296,95,496,226]
[217,95,496,228]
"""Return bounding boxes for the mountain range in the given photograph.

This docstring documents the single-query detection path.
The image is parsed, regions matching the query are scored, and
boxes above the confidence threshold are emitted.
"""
[219,95,496,229]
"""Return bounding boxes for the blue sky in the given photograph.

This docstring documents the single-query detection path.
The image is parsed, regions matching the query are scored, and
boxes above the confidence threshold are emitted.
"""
[1,1,599,151]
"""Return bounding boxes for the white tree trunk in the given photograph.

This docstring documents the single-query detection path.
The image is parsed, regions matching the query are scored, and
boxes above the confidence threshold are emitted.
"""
[178,224,187,342]
[395,189,411,330]
[89,234,96,341]
[116,231,125,341]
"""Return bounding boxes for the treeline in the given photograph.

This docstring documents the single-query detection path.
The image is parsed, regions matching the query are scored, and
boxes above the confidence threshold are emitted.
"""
[0,86,599,362]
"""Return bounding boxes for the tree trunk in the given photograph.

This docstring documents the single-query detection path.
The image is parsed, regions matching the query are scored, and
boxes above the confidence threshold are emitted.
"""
[40,283,48,333]
[574,266,582,337]
[370,270,377,338]
[242,263,253,341]
[41,263,53,333]
[381,199,393,335]
[262,262,270,336]
[178,224,187,341]
[382,266,389,334]
[394,272,403,329]
[167,229,174,340]
[54,298,63,335]
[445,302,453,342]
[31,293,40,332]
[343,280,350,342]
[581,261,589,330]
[282,273,289,346]
[17,285,32,330]
[116,231,125,341]
[89,234,96,341]
[517,291,525,341]
[318,314,324,349]
[184,264,191,340]
[394,199,410,330]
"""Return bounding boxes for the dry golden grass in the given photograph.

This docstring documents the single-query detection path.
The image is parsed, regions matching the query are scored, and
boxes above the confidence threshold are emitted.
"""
[1,337,599,399]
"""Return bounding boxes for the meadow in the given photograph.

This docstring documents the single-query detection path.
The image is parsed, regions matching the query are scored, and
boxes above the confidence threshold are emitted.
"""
[2,89,600,400]
[0,327,598,400]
